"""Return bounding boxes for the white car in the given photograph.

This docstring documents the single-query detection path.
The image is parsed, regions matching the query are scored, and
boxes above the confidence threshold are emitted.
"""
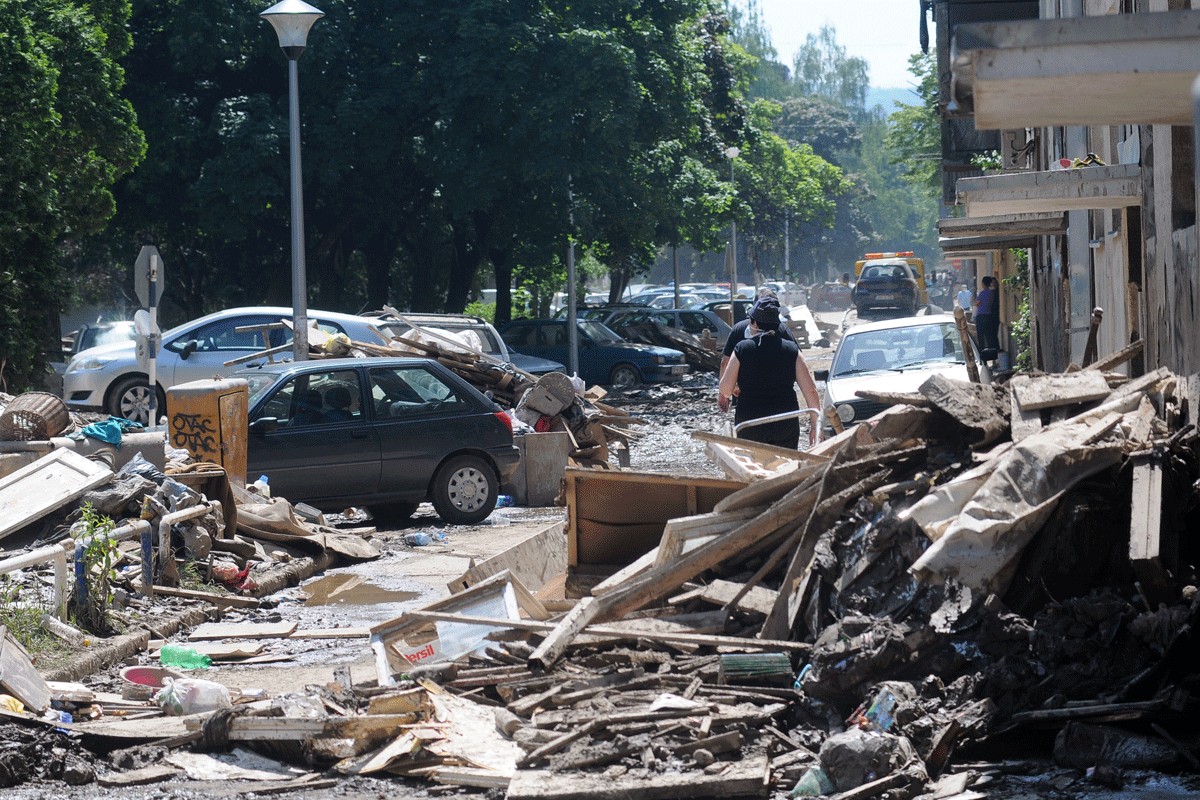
[63,306,391,425]
[814,313,990,431]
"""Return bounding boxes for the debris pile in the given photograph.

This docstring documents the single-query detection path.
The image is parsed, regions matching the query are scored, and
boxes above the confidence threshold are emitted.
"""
[1,359,1198,798]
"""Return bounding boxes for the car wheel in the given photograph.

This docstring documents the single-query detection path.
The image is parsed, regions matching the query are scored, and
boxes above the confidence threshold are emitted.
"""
[431,455,497,525]
[107,375,161,426]
[372,502,419,524]
[609,364,641,388]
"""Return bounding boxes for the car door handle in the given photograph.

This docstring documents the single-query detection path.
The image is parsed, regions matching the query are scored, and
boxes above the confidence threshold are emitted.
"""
[350,429,369,439]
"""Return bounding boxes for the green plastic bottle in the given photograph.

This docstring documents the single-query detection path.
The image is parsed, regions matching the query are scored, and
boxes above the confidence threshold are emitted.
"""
[158,643,212,669]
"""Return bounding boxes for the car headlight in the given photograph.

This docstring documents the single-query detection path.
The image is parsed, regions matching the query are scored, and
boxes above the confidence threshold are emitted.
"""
[66,354,118,372]
[835,403,856,423]
[652,355,665,364]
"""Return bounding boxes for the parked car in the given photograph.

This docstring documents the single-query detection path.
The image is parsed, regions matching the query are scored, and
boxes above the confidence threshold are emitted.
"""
[498,319,688,387]
[814,314,989,433]
[852,258,922,318]
[363,311,565,377]
[602,308,732,349]
[238,357,518,524]
[62,307,561,425]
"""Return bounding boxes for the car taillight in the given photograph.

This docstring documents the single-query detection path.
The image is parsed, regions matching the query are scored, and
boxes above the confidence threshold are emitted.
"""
[494,410,513,433]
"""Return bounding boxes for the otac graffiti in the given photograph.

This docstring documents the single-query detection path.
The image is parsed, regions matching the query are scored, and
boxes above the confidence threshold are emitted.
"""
[171,412,217,454]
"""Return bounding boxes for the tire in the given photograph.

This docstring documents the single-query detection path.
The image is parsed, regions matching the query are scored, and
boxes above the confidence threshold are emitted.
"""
[431,455,497,525]
[609,364,641,388]
[372,502,419,524]
[107,375,162,426]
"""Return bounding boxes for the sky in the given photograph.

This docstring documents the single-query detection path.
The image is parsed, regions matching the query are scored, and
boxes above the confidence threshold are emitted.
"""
[749,0,926,89]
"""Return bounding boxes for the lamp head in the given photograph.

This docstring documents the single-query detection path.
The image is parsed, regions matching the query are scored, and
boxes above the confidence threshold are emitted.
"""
[261,0,324,55]
[724,146,740,160]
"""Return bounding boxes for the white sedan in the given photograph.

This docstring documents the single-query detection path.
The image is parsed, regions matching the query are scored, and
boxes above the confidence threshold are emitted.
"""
[814,313,990,431]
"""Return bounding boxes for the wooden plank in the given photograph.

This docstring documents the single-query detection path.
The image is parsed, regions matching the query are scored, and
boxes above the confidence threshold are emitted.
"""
[168,641,264,659]
[146,586,261,609]
[181,716,327,740]
[713,462,823,513]
[1010,371,1111,411]
[1129,455,1172,599]
[590,548,660,596]
[447,521,567,595]
[0,449,113,541]
[402,610,809,654]
[431,767,513,789]
[698,579,778,617]
[506,754,769,800]
[0,626,52,711]
[1010,386,1043,443]
[188,621,298,641]
[97,764,180,786]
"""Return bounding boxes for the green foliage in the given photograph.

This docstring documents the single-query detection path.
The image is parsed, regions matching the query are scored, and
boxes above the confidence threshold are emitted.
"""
[464,302,496,324]
[792,25,870,113]
[1004,249,1033,370]
[884,53,940,200]
[0,0,144,390]
[74,504,119,635]
[971,150,1004,171]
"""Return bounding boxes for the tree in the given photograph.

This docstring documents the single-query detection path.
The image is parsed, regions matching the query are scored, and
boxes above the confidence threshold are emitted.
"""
[0,0,144,391]
[884,52,941,200]
[735,102,846,284]
[773,96,861,162]
[792,25,870,113]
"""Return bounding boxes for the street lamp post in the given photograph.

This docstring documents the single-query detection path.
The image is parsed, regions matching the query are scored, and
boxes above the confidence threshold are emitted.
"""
[261,0,324,361]
[725,146,740,304]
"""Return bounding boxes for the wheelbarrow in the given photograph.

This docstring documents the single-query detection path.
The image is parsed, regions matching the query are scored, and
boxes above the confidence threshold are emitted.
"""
[730,407,824,451]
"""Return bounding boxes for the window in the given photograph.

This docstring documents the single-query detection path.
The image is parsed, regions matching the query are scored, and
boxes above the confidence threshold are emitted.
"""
[255,369,362,426]
[369,365,465,417]
[503,324,537,349]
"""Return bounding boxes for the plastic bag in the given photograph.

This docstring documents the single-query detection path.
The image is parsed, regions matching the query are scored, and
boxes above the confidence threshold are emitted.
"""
[117,451,165,483]
[154,677,232,715]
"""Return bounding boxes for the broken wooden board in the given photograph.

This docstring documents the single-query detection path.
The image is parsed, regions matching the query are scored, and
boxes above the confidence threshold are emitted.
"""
[188,621,298,641]
[0,448,113,541]
[655,508,762,566]
[506,753,769,799]
[691,430,824,481]
[97,764,180,787]
[167,640,266,660]
[181,715,327,741]
[0,626,51,711]
[918,374,1009,446]
[1010,371,1111,411]
[698,579,778,617]
[1129,455,1173,601]
[564,468,744,575]
[1010,384,1043,443]
[447,520,566,595]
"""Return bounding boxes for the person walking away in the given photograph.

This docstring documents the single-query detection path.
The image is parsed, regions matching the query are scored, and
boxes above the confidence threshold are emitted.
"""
[720,288,796,380]
[974,276,1001,357]
[718,298,822,449]
[955,284,974,320]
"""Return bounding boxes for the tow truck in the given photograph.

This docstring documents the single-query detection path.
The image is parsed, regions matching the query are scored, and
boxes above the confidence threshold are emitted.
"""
[852,251,930,317]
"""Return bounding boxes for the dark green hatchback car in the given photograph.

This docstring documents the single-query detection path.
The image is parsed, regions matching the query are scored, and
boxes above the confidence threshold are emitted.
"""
[237,357,519,524]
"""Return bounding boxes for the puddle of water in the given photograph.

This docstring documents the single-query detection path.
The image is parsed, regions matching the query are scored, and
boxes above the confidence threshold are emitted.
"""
[301,574,419,606]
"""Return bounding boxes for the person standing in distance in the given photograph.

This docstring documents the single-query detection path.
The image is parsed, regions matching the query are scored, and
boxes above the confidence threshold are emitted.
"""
[955,283,974,320]
[718,297,822,449]
[974,276,1001,355]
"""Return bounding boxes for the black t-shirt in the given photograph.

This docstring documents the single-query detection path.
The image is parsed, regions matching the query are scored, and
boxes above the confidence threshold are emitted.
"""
[731,333,799,423]
[722,318,796,357]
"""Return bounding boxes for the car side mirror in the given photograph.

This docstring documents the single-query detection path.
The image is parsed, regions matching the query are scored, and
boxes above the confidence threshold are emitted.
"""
[249,417,279,435]
[179,340,199,360]
[813,369,829,381]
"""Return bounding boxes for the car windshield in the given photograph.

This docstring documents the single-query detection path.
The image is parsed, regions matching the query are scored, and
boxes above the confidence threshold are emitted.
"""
[77,322,136,352]
[579,320,624,342]
[830,322,964,377]
[242,372,280,406]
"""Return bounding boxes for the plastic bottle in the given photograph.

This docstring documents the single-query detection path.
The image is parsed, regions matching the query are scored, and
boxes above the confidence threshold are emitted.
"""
[496,494,515,508]
[863,687,898,733]
[250,474,271,498]
[159,643,213,669]
[404,531,432,547]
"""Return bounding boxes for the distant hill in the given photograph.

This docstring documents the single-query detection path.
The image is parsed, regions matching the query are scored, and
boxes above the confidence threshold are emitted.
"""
[866,86,919,114]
